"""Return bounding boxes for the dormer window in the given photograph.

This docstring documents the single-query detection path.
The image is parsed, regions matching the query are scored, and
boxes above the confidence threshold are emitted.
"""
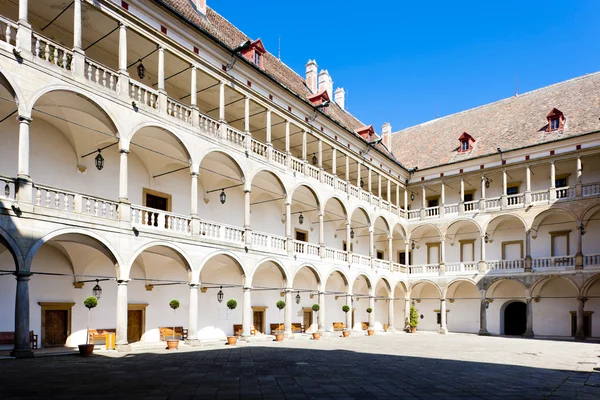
[457,132,475,153]
[253,52,261,67]
[546,108,565,132]
[240,39,266,70]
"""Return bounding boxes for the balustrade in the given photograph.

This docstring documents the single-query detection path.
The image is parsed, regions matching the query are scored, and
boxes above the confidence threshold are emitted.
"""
[129,80,158,109]
[464,200,479,212]
[32,33,72,70]
[271,147,287,167]
[0,176,15,202]
[167,98,193,124]
[305,164,320,180]
[131,205,191,234]
[225,126,246,148]
[199,114,221,138]
[408,264,439,276]
[0,16,17,47]
[584,254,600,266]
[251,139,268,159]
[531,190,549,204]
[485,197,501,210]
[424,206,439,218]
[555,187,575,200]
[251,231,286,254]
[444,204,458,215]
[486,259,523,272]
[293,240,320,259]
[583,182,600,197]
[290,157,303,174]
[506,193,524,207]
[85,60,118,92]
[532,256,574,270]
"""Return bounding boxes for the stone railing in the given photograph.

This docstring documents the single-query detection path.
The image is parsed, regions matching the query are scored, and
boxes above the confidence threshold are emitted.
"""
[444,204,459,215]
[85,59,118,92]
[424,206,439,219]
[224,126,246,148]
[532,256,574,270]
[407,209,420,220]
[0,175,15,202]
[408,264,439,276]
[445,262,477,274]
[584,253,600,266]
[251,138,268,158]
[131,205,191,235]
[325,247,348,264]
[555,187,575,200]
[464,200,479,213]
[32,33,72,70]
[34,184,119,219]
[198,219,244,243]
[271,147,287,167]
[373,258,391,271]
[351,254,372,268]
[290,157,303,174]
[583,182,600,197]
[293,240,320,259]
[167,98,193,124]
[506,193,524,207]
[0,15,17,47]
[486,259,523,272]
[129,80,158,109]
[250,231,286,254]
[305,164,320,180]
[391,262,406,273]
[199,114,221,138]
[485,197,501,210]
[531,190,549,204]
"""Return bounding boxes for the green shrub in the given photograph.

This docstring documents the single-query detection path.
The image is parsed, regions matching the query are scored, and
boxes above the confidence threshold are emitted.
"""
[342,305,350,313]
[312,304,320,312]
[84,296,98,309]
[409,305,420,328]
[227,299,237,310]
[366,307,372,313]
[169,300,180,310]
[276,300,286,310]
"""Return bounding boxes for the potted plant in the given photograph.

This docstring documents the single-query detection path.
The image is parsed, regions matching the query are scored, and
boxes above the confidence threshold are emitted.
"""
[274,300,285,341]
[409,305,419,333]
[366,307,374,336]
[342,305,351,337]
[311,304,321,340]
[226,299,238,345]
[79,296,98,356]
[166,300,180,350]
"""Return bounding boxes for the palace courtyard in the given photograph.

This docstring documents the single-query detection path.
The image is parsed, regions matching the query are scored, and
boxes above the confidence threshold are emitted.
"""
[1,332,600,399]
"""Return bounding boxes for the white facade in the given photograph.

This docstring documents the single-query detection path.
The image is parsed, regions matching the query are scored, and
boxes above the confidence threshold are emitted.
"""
[0,0,599,358]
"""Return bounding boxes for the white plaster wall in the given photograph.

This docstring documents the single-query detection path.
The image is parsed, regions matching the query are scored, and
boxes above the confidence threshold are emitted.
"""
[533,278,577,337]
[487,280,525,335]
[532,214,576,257]
[447,282,480,333]
[412,284,441,331]
[583,217,600,255]
[586,279,600,337]
[324,272,347,332]
[0,249,16,333]
[0,117,18,178]
[487,219,525,261]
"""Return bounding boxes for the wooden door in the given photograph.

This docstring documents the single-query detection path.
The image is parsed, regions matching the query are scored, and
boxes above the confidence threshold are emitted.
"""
[303,310,312,331]
[145,193,169,227]
[44,310,68,347]
[127,310,143,343]
[253,311,263,334]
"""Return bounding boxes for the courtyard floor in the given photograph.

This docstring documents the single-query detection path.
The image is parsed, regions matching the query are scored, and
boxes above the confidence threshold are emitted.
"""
[1,332,600,399]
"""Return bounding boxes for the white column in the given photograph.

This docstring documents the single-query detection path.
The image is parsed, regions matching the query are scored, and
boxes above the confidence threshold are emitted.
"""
[302,131,307,161]
[387,180,391,202]
[460,178,465,201]
[17,116,31,180]
[284,290,292,336]
[345,156,350,181]
[318,291,325,332]
[388,235,393,263]
[190,66,197,107]
[396,185,400,209]
[440,181,445,204]
[367,168,372,193]
[319,213,325,253]
[378,174,382,197]
[421,185,426,208]
[577,156,582,184]
[190,172,198,216]
[285,121,290,153]
[369,228,374,258]
[526,165,531,192]
[265,110,272,144]
[219,82,226,122]
[243,97,250,133]
[524,230,532,272]
[387,297,395,332]
[404,297,410,331]
[502,169,507,193]
[575,297,586,340]
[345,294,353,330]
[242,287,252,337]
[10,272,32,358]
[17,0,32,54]
[118,24,128,74]
[118,150,129,201]
[187,284,199,342]
[403,188,408,210]
[285,203,292,238]
[369,296,375,328]
[157,46,165,91]
[73,0,82,51]
[357,163,361,188]
[18,0,28,24]
[405,241,410,266]
[480,235,486,261]
[478,290,489,335]
[346,222,351,253]
[550,161,556,188]
[332,148,337,175]
[317,140,323,168]
[524,295,534,338]
[439,298,448,334]
[244,190,251,229]
[115,280,130,351]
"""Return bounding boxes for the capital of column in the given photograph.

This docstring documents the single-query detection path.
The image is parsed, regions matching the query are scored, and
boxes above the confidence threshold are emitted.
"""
[120,149,129,155]
[189,283,199,289]
[244,189,251,194]
[18,116,32,124]
[577,296,588,303]
[190,171,199,177]
[243,286,251,292]
[14,271,33,280]
[117,279,130,286]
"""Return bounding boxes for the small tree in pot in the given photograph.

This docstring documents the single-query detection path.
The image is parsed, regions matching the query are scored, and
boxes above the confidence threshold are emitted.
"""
[226,299,238,345]
[366,307,374,336]
[79,296,98,356]
[166,300,180,350]
[342,305,351,337]
[409,305,419,333]
[311,304,320,340]
[275,300,286,341]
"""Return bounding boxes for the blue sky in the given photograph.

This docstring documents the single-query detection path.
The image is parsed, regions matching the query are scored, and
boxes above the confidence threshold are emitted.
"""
[211,1,600,132]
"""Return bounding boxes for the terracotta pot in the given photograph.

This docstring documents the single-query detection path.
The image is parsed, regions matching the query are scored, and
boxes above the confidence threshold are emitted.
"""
[367,329,374,336]
[312,332,321,340]
[410,327,417,333]
[227,336,238,345]
[342,330,350,337]
[78,344,94,357]
[166,339,179,350]
[275,333,284,342]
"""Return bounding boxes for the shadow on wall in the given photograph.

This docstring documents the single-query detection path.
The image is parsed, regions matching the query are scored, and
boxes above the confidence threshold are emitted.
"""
[0,345,596,399]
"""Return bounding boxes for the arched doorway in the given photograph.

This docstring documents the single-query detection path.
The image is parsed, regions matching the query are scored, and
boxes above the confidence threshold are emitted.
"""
[504,302,526,335]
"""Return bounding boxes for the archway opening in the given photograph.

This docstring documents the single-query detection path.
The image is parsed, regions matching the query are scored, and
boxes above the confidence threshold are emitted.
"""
[322,197,348,253]
[504,302,526,335]
[324,270,348,332]
[251,261,287,335]
[291,265,321,333]
[249,171,286,240]
[351,275,371,331]
[349,207,370,257]
[290,185,320,249]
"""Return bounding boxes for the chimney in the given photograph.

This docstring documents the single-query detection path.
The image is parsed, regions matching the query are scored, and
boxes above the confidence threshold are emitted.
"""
[191,0,207,15]
[318,70,333,99]
[305,60,318,94]
[381,122,392,148]
[334,87,345,110]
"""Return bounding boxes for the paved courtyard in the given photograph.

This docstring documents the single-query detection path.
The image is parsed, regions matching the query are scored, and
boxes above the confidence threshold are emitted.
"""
[1,332,600,400]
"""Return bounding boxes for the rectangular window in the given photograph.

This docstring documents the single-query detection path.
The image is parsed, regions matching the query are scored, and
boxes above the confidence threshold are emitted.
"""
[506,185,519,195]
[551,118,560,130]
[550,231,570,257]
[254,52,261,66]
[555,177,568,188]
[295,229,307,242]
[461,140,469,151]
[376,250,384,260]
[464,193,474,202]
[427,197,439,207]
[398,251,412,265]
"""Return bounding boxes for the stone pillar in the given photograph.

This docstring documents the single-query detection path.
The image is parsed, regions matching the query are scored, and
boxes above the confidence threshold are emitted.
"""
[478,290,489,335]
[244,190,251,246]
[302,131,307,161]
[242,287,252,337]
[367,168,372,193]
[318,291,325,332]
[439,240,446,276]
[387,180,391,203]
[317,140,323,169]
[405,241,410,266]
[459,178,465,215]
[284,289,293,336]
[387,296,395,332]
[357,163,361,188]
[346,222,352,256]
[439,181,446,218]
[525,165,532,205]
[501,169,507,209]
[17,0,32,54]
[575,225,583,270]
[117,23,129,94]
[345,294,353,330]
[285,202,292,256]
[190,172,198,217]
[524,230,532,272]
[403,188,408,211]
[244,96,250,133]
[118,150,129,202]
[396,184,400,210]
[331,148,337,176]
[71,0,85,75]
[18,0,28,24]
[116,280,131,352]
[157,46,166,113]
[478,235,487,273]
[319,213,324,258]
[265,110,272,144]
[219,82,226,122]
[345,155,350,182]
[439,298,448,334]
[369,296,375,328]
[576,156,583,198]
[524,295,534,338]
[388,235,393,263]
[369,228,374,258]
[575,296,586,340]
[549,161,556,201]
[479,173,486,211]
[404,297,410,331]
[17,116,31,180]
[186,284,199,344]
[377,174,382,198]
[10,271,33,358]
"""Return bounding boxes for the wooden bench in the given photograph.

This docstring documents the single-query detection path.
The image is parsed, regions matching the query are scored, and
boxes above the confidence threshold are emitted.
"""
[268,323,305,334]
[0,331,38,349]
[291,323,304,333]
[332,322,345,331]
[88,329,116,344]
[361,322,369,330]
[270,323,284,334]
[233,324,256,336]
[159,327,188,341]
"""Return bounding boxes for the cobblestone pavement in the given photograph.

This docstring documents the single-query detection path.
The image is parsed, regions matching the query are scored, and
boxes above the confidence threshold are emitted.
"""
[1,332,600,400]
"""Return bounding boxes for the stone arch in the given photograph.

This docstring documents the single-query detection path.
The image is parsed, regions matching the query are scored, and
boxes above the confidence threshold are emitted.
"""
[531,275,580,298]
[321,194,349,218]
[249,168,288,198]
[444,218,483,242]
[582,274,600,297]
[197,149,246,182]
[391,222,407,241]
[289,182,322,209]
[0,66,26,115]
[0,226,24,271]
[484,213,527,242]
[324,268,350,288]
[290,263,323,289]
[25,228,123,275]
[410,279,442,297]
[198,250,248,281]
[445,278,478,299]
[128,241,195,282]
[348,205,372,226]
[249,257,289,287]
[485,277,527,298]
[408,223,443,241]
[129,122,194,173]
[530,208,578,236]
[375,276,392,297]
[582,203,600,228]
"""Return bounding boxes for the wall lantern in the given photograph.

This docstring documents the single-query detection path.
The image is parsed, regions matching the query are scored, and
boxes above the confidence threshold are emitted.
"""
[295,292,301,304]
[312,153,317,166]
[298,212,304,225]
[579,225,586,236]
[485,178,490,189]
[217,286,224,303]
[360,179,365,189]
[485,299,490,309]
[410,192,415,201]
[411,240,416,250]
[137,59,145,79]
[350,227,355,239]
[4,184,9,197]
[484,233,489,244]
[92,279,102,299]
[95,150,104,171]
[220,190,226,204]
